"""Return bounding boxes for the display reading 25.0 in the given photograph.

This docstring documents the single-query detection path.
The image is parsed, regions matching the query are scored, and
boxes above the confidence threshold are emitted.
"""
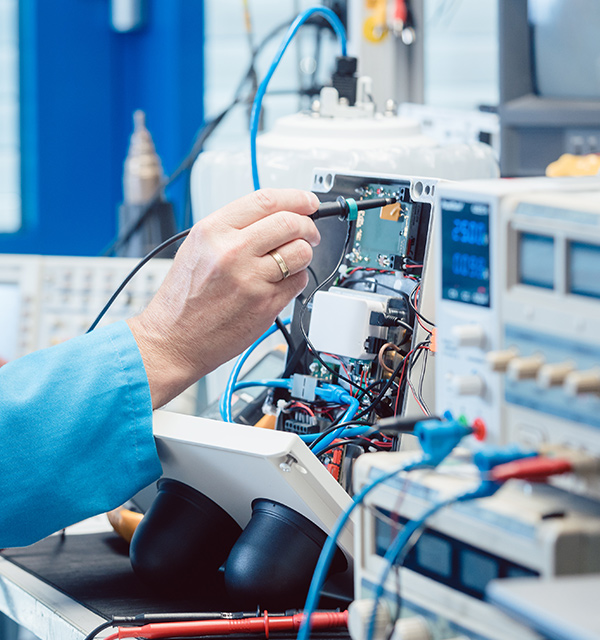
[451,219,488,246]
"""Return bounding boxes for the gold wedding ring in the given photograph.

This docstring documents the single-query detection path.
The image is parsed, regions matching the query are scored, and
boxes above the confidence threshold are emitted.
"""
[268,249,290,280]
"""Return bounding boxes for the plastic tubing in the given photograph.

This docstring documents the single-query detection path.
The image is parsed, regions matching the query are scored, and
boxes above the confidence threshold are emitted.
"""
[250,7,347,190]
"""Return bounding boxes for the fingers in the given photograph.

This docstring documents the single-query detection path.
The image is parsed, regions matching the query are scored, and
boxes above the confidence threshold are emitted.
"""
[244,210,321,256]
[210,188,320,229]
[264,239,313,283]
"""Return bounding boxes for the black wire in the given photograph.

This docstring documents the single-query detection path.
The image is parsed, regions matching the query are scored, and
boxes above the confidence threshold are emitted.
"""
[316,436,387,457]
[87,229,190,333]
[341,278,415,336]
[101,17,298,258]
[409,282,435,327]
[275,316,295,354]
[102,109,232,257]
[308,419,374,451]
[298,221,376,399]
[416,345,431,414]
[353,339,430,421]
[83,620,113,640]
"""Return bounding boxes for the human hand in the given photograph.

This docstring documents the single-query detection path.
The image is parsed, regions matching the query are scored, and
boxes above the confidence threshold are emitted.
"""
[128,188,321,409]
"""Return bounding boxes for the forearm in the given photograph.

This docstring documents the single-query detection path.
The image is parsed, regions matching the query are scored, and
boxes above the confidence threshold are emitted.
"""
[0,321,161,547]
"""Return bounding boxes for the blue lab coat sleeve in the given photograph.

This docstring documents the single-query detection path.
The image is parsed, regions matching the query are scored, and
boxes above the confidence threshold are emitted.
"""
[0,321,162,548]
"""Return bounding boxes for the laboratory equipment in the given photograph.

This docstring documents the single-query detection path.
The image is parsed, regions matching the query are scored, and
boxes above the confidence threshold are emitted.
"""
[432,176,600,497]
[0,254,172,361]
[352,450,600,640]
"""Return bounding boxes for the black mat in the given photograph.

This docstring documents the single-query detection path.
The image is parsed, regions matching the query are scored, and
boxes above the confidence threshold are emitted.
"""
[1,532,231,619]
[1,533,350,639]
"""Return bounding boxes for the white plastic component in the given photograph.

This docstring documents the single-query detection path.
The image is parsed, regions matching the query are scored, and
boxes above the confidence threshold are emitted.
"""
[389,616,432,640]
[308,287,391,360]
[487,348,519,372]
[507,354,546,381]
[448,374,486,397]
[537,361,576,388]
[347,599,391,640]
[564,369,600,396]
[451,323,486,348]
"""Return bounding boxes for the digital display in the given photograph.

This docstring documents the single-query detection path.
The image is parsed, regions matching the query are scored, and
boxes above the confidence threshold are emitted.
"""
[569,241,600,299]
[442,200,490,307]
[519,233,554,289]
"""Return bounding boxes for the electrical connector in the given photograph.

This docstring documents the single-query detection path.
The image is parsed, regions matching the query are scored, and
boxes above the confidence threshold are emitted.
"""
[472,444,538,472]
[414,415,485,463]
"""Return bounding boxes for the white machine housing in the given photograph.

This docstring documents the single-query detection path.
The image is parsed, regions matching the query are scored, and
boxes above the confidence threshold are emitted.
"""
[136,411,355,591]
[432,177,600,496]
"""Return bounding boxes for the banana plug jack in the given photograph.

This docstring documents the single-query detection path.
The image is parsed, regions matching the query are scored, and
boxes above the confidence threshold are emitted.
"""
[311,195,397,221]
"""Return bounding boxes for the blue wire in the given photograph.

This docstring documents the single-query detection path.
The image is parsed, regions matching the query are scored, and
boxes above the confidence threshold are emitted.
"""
[366,481,502,640]
[228,378,358,444]
[295,457,434,640]
[250,7,348,191]
[220,319,291,422]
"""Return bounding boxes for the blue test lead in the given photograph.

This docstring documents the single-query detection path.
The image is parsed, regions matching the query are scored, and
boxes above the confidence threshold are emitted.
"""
[311,196,398,221]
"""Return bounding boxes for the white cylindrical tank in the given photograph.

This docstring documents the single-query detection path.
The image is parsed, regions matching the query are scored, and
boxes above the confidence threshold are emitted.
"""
[191,89,499,221]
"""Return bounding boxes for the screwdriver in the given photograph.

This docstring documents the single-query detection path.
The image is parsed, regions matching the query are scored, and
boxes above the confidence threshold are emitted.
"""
[311,195,397,221]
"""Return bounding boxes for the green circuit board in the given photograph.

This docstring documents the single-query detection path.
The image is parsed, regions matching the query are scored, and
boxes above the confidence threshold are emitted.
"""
[348,183,414,269]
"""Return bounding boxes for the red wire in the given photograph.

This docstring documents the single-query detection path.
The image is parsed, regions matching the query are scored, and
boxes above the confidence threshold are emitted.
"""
[490,457,573,483]
[107,611,348,639]
[321,352,352,383]
[289,401,315,417]
[393,345,430,415]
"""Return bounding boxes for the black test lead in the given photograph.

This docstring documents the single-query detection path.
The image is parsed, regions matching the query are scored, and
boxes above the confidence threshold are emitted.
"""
[311,195,398,221]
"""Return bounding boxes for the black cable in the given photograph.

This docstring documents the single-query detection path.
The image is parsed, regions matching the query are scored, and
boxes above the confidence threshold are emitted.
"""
[353,338,430,421]
[308,419,374,451]
[307,264,318,289]
[354,354,411,420]
[275,316,295,354]
[87,229,190,333]
[409,282,435,327]
[83,620,113,640]
[298,221,376,399]
[316,436,387,457]
[102,109,232,257]
[340,278,415,337]
[101,17,298,258]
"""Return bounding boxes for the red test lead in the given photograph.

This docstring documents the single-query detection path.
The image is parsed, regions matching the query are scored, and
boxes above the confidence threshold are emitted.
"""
[490,456,573,483]
[104,610,348,640]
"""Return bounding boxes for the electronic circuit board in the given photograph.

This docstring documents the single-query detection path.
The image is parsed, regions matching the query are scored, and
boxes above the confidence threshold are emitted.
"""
[348,183,427,270]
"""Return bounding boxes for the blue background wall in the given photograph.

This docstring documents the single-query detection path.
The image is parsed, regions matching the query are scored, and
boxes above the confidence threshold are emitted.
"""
[0,0,204,256]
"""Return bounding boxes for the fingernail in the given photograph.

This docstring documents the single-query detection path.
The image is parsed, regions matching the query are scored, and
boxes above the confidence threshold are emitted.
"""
[307,192,320,210]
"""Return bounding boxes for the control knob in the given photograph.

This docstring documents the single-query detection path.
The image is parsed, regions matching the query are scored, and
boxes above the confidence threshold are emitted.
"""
[564,369,600,396]
[451,324,486,348]
[487,347,519,372]
[507,354,545,380]
[537,361,576,388]
[448,374,486,397]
